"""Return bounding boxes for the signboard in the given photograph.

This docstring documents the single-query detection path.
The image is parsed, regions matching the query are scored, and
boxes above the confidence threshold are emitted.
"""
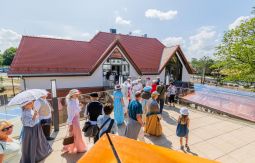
[51,79,57,98]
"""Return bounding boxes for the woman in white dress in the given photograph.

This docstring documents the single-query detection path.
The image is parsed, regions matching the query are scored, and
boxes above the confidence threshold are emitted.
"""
[0,121,21,163]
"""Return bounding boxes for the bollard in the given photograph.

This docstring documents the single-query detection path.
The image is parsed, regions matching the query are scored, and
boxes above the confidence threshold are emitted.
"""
[52,97,59,131]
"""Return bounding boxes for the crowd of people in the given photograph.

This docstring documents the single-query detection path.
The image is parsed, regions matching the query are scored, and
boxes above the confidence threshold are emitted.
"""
[0,76,191,163]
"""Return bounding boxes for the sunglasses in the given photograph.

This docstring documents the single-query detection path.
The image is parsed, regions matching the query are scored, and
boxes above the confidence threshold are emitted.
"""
[1,125,13,132]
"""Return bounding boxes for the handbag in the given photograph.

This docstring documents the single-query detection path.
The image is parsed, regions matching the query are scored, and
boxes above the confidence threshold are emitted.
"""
[84,124,99,137]
[62,127,74,145]
[82,121,91,133]
[63,136,74,145]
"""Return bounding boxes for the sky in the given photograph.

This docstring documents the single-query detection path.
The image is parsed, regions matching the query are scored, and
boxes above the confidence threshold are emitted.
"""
[0,0,254,60]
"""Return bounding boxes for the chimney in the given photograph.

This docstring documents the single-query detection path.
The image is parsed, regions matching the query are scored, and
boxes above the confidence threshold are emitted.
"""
[110,29,117,34]
[143,34,147,38]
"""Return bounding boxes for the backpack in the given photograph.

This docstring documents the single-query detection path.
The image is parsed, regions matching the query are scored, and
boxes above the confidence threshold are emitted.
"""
[83,121,99,138]
[94,119,114,143]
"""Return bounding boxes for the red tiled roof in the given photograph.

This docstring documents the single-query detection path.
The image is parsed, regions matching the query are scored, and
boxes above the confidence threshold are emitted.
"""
[9,32,193,76]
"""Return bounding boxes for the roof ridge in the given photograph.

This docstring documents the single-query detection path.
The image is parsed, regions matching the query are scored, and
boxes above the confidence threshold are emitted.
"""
[98,31,159,40]
[164,45,180,48]
[22,35,89,43]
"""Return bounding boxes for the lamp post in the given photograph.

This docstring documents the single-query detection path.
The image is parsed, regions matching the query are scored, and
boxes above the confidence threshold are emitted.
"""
[51,79,59,131]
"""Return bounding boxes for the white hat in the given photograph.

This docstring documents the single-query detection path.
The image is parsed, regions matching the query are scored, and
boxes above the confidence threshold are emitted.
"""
[68,89,80,97]
[180,107,189,115]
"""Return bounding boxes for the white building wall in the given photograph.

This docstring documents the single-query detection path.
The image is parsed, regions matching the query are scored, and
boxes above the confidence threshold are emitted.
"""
[22,64,103,90]
[176,52,190,82]
[141,69,166,83]
[21,45,140,90]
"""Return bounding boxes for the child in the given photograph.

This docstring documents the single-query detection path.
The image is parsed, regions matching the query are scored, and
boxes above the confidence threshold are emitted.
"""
[176,107,190,150]
[97,104,117,139]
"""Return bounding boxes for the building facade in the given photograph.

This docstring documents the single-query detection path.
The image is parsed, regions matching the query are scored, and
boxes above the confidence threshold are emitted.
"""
[8,31,194,96]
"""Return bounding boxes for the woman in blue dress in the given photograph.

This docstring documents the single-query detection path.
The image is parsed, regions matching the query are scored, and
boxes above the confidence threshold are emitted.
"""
[113,85,125,125]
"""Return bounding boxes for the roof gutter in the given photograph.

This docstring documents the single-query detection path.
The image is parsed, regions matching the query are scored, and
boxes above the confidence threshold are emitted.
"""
[7,72,91,77]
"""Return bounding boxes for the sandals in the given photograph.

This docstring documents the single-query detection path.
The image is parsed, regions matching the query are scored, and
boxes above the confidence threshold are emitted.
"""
[185,144,190,150]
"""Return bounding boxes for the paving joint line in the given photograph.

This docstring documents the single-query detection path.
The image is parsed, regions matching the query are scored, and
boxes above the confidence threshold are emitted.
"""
[214,138,255,160]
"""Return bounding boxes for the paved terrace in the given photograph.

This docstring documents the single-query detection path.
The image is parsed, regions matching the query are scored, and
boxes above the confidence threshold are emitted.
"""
[38,104,255,163]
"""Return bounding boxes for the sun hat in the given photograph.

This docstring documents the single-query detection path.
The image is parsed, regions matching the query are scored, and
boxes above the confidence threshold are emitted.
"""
[0,121,12,131]
[68,89,80,97]
[90,92,99,98]
[143,86,152,92]
[152,80,157,83]
[115,84,121,90]
[151,91,160,98]
[132,80,138,84]
[180,107,189,115]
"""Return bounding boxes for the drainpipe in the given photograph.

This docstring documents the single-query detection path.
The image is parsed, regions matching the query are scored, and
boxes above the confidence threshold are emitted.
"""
[20,75,27,90]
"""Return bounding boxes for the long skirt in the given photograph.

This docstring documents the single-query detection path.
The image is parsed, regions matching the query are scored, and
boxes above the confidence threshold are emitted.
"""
[145,114,162,136]
[62,115,86,154]
[20,123,52,163]
[114,100,124,125]
[125,118,141,140]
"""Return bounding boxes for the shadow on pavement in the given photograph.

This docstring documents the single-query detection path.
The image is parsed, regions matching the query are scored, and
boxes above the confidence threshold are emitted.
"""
[186,148,198,156]
[61,152,85,163]
[162,110,178,126]
[145,134,172,149]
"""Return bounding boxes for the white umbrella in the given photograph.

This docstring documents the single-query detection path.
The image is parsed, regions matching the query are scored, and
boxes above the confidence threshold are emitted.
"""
[7,89,48,106]
[27,89,49,99]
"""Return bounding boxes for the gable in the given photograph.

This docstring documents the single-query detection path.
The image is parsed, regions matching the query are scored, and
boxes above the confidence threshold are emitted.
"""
[8,32,193,77]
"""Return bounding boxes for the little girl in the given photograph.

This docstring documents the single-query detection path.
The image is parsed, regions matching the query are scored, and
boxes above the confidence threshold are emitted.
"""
[176,107,190,150]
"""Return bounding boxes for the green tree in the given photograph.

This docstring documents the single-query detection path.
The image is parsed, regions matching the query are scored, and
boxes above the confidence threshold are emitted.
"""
[191,56,215,83]
[214,16,255,83]
[0,51,3,66]
[3,47,17,66]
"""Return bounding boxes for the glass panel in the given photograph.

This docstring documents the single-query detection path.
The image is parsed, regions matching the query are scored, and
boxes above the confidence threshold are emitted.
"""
[165,53,183,82]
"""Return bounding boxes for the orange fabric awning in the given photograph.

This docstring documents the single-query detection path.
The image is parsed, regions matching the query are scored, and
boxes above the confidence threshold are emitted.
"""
[78,134,218,163]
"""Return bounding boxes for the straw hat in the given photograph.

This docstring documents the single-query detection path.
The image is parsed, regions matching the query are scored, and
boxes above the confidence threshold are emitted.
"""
[0,121,12,131]
[68,89,80,97]
[0,121,13,140]
[151,91,160,98]
[180,107,189,115]
[90,92,99,98]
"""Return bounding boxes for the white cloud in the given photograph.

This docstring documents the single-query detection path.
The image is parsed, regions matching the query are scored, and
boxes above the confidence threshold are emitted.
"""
[228,16,251,30]
[115,16,131,26]
[162,36,185,47]
[0,28,21,52]
[145,9,177,20]
[61,25,92,41]
[132,29,142,35]
[38,34,71,40]
[187,26,218,59]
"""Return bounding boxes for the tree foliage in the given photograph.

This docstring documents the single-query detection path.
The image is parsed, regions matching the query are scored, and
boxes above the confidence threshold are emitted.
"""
[2,47,17,66]
[191,56,215,75]
[214,16,255,83]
